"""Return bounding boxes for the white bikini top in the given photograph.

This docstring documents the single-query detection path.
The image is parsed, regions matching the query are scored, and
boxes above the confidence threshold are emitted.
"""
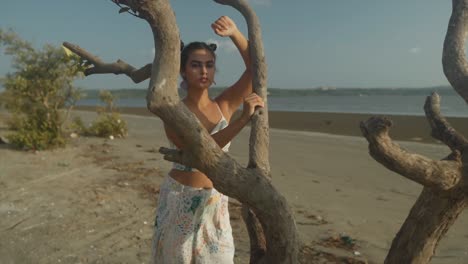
[169,103,231,172]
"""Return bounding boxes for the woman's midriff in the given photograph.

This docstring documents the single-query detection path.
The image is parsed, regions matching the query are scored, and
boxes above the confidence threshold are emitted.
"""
[169,169,214,189]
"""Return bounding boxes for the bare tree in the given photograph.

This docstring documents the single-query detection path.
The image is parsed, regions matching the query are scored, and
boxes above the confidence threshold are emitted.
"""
[65,0,299,263]
[360,0,468,263]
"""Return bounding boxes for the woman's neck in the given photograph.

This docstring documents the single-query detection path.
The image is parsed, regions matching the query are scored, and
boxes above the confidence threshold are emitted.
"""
[184,88,212,109]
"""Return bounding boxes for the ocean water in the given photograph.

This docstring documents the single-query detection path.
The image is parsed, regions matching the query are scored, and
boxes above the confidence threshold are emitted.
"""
[77,89,468,117]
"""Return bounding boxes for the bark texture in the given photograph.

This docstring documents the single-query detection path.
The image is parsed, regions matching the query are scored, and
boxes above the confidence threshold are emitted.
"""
[385,188,467,264]
[361,0,468,262]
[443,0,468,103]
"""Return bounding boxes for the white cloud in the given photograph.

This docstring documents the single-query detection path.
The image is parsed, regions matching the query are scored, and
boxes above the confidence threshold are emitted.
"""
[247,0,272,7]
[409,47,421,54]
[207,38,237,53]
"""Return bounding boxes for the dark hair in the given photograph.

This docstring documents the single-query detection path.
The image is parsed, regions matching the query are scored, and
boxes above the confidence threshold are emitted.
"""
[180,41,217,72]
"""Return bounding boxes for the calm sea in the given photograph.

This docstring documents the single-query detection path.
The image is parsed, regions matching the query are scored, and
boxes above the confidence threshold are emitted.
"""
[77,89,468,117]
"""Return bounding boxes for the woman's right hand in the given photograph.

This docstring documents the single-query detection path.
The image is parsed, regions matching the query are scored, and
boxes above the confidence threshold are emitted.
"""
[241,93,265,121]
[211,16,238,38]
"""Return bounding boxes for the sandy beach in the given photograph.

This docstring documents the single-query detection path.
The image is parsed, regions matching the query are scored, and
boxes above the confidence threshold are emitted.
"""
[1,108,467,263]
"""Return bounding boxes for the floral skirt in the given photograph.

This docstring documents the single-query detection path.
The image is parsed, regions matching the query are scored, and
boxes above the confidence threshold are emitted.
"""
[152,175,234,264]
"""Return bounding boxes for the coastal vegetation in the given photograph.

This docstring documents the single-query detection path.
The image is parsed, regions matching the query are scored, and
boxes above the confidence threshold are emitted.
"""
[0,29,128,150]
[0,29,83,150]
[72,90,128,138]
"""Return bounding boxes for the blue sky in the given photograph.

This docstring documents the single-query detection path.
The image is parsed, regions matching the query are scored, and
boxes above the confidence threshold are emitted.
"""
[0,0,455,89]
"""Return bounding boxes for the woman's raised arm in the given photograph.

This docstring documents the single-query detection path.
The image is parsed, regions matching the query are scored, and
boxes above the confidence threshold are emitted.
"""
[211,16,253,120]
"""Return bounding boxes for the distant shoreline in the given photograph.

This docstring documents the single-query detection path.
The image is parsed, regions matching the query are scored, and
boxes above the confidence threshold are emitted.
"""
[78,86,458,99]
[75,105,468,144]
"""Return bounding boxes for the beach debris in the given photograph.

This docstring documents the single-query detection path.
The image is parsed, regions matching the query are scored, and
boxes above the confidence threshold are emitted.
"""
[297,213,328,226]
[70,132,78,138]
[300,242,367,264]
[145,147,158,153]
[109,135,114,140]
[57,162,70,167]
[311,214,327,224]
[0,136,10,144]
[117,181,130,187]
[319,233,358,251]
[354,251,361,256]
[341,235,356,247]
[376,195,389,201]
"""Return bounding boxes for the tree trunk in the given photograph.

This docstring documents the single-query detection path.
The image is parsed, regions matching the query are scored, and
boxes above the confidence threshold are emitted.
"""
[443,0,468,103]
[385,188,467,263]
[242,205,267,263]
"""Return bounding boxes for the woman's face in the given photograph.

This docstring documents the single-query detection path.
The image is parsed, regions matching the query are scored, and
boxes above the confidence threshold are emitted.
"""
[182,48,216,90]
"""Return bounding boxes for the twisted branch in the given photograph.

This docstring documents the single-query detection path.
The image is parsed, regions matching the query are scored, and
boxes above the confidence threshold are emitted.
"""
[442,0,468,103]
[424,92,468,151]
[360,117,462,191]
[62,41,151,83]
[111,0,143,18]
[215,0,270,173]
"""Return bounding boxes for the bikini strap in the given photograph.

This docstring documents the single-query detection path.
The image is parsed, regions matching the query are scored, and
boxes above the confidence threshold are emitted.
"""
[214,102,226,120]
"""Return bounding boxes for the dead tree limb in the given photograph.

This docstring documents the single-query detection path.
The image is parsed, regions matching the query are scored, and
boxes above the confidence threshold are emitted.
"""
[360,117,462,191]
[443,0,468,103]
[385,188,467,264]
[424,92,468,151]
[62,42,151,83]
[361,1,468,263]
[360,115,467,263]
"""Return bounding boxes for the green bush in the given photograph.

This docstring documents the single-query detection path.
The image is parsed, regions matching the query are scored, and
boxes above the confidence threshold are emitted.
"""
[0,29,85,150]
[7,111,66,150]
[88,112,128,138]
[71,90,128,138]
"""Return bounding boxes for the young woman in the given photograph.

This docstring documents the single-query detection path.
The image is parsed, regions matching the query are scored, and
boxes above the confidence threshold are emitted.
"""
[152,16,264,263]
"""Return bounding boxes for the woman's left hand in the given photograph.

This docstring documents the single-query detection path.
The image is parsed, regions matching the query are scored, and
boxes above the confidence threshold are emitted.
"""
[211,16,238,37]
[240,93,265,121]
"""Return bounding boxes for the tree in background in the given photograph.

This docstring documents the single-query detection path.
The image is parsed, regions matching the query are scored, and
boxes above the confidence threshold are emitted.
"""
[0,29,84,150]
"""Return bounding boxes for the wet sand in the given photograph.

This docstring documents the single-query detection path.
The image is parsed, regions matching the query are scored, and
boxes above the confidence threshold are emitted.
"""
[77,105,468,144]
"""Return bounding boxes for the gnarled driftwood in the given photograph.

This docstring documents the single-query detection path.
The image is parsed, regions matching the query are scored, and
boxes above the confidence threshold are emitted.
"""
[361,0,468,263]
